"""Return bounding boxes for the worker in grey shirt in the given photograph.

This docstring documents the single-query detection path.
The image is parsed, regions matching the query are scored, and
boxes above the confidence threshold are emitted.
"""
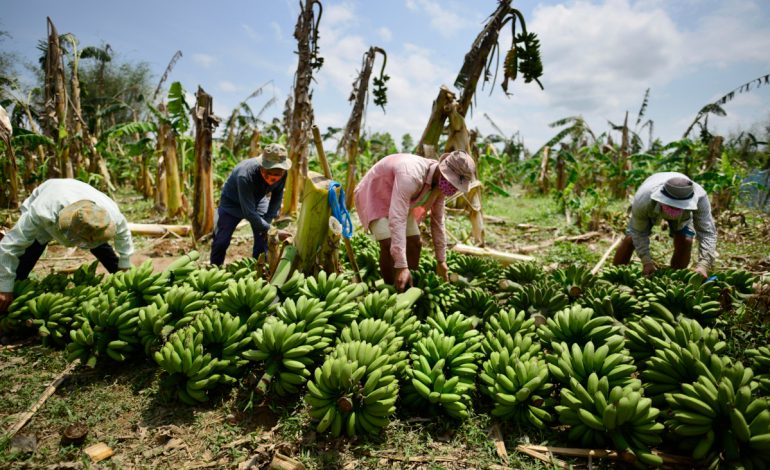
[0,179,134,312]
[210,144,291,265]
[612,172,717,278]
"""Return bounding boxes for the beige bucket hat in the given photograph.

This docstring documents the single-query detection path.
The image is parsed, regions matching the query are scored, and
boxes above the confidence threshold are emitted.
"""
[57,200,116,245]
[256,143,291,170]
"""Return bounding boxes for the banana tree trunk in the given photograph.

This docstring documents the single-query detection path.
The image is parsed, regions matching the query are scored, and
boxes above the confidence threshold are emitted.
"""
[69,55,83,175]
[44,17,71,178]
[191,87,219,240]
[2,143,19,208]
[282,0,321,216]
[294,171,341,275]
[415,86,456,157]
[162,122,183,220]
[249,128,261,156]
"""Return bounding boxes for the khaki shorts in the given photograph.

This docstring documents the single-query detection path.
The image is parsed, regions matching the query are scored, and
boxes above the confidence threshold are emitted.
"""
[369,217,420,241]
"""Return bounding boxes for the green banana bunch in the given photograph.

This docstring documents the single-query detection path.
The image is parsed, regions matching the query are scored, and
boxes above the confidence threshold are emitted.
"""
[502,280,569,319]
[557,375,664,467]
[487,355,553,428]
[481,330,541,361]
[162,250,200,285]
[276,270,305,300]
[37,272,71,293]
[537,305,624,350]
[483,308,535,339]
[184,267,233,301]
[480,345,537,396]
[546,340,635,387]
[306,342,398,437]
[716,269,758,296]
[637,279,722,324]
[216,277,277,329]
[447,253,502,291]
[191,309,250,381]
[318,282,367,330]
[27,292,75,346]
[300,271,349,300]
[745,347,770,393]
[242,317,320,396]
[341,232,380,285]
[665,372,770,467]
[137,302,173,356]
[106,259,167,305]
[356,288,423,346]
[424,310,483,352]
[71,260,104,287]
[154,326,222,405]
[598,264,641,288]
[274,295,335,346]
[410,269,458,319]
[624,316,675,362]
[447,288,498,322]
[402,330,477,419]
[66,288,140,367]
[338,318,408,374]
[500,261,545,285]
[550,265,598,300]
[159,285,207,328]
[642,341,719,402]
[581,285,639,320]
[225,257,260,281]
[1,280,38,332]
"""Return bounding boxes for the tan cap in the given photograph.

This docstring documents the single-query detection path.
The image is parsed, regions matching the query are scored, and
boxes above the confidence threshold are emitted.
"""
[438,150,480,194]
[57,200,116,246]
[256,143,291,170]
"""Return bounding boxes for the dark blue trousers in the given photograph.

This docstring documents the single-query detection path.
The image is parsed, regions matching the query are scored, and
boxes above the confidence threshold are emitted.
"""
[16,241,120,280]
[210,203,269,266]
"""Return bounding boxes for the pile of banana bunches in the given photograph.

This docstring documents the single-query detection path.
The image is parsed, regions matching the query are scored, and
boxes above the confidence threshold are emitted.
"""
[2,232,770,469]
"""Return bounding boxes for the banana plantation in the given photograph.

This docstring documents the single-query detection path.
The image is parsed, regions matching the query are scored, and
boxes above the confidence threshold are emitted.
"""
[1,1,770,469]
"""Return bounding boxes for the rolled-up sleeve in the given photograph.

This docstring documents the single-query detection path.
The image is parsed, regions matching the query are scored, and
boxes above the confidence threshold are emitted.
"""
[0,213,39,292]
[430,194,447,263]
[628,204,653,265]
[388,173,421,269]
[113,214,134,269]
[238,174,270,234]
[693,196,717,270]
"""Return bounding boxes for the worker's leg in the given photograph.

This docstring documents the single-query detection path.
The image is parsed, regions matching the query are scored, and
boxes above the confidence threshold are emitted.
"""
[251,197,270,258]
[612,235,635,265]
[378,238,395,285]
[669,217,695,269]
[15,241,48,280]
[405,216,422,270]
[210,209,242,266]
[90,244,120,273]
[671,233,694,269]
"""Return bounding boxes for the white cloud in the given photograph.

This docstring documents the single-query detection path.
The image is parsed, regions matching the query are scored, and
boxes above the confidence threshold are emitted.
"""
[377,27,392,43]
[192,53,216,68]
[270,22,283,42]
[402,0,473,37]
[241,24,261,42]
[326,2,356,27]
[218,80,239,93]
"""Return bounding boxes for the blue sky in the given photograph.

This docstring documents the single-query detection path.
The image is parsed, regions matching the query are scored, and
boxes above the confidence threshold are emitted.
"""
[3,0,770,152]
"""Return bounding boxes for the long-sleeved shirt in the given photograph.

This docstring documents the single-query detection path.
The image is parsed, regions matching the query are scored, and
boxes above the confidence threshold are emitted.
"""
[628,172,717,270]
[354,153,447,269]
[218,158,286,235]
[0,179,134,292]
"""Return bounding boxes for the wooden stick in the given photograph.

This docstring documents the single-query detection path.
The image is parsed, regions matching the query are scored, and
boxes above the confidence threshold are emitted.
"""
[515,445,570,469]
[526,445,693,466]
[452,243,535,264]
[590,236,623,275]
[128,223,191,237]
[5,359,80,438]
[489,424,509,465]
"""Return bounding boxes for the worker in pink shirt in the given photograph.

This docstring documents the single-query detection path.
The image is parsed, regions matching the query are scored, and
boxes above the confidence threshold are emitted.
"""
[354,150,480,291]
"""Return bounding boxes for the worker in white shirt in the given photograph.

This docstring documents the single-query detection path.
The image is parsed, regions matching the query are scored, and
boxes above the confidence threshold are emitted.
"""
[0,179,134,312]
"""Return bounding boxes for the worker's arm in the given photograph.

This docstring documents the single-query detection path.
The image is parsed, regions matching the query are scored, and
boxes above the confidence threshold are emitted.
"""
[237,174,271,235]
[0,213,39,310]
[693,196,717,273]
[628,202,654,269]
[429,193,448,279]
[263,176,286,225]
[112,213,134,269]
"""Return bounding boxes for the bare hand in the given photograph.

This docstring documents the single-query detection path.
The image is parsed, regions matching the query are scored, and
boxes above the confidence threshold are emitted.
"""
[693,265,708,279]
[436,261,449,281]
[642,261,657,277]
[0,292,14,313]
[394,268,412,292]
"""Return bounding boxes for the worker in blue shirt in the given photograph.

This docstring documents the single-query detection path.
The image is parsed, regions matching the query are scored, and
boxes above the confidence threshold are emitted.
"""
[210,143,291,265]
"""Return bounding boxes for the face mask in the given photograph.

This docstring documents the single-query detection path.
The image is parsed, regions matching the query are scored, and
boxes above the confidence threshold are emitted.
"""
[438,174,458,197]
[660,203,684,219]
[261,168,283,185]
